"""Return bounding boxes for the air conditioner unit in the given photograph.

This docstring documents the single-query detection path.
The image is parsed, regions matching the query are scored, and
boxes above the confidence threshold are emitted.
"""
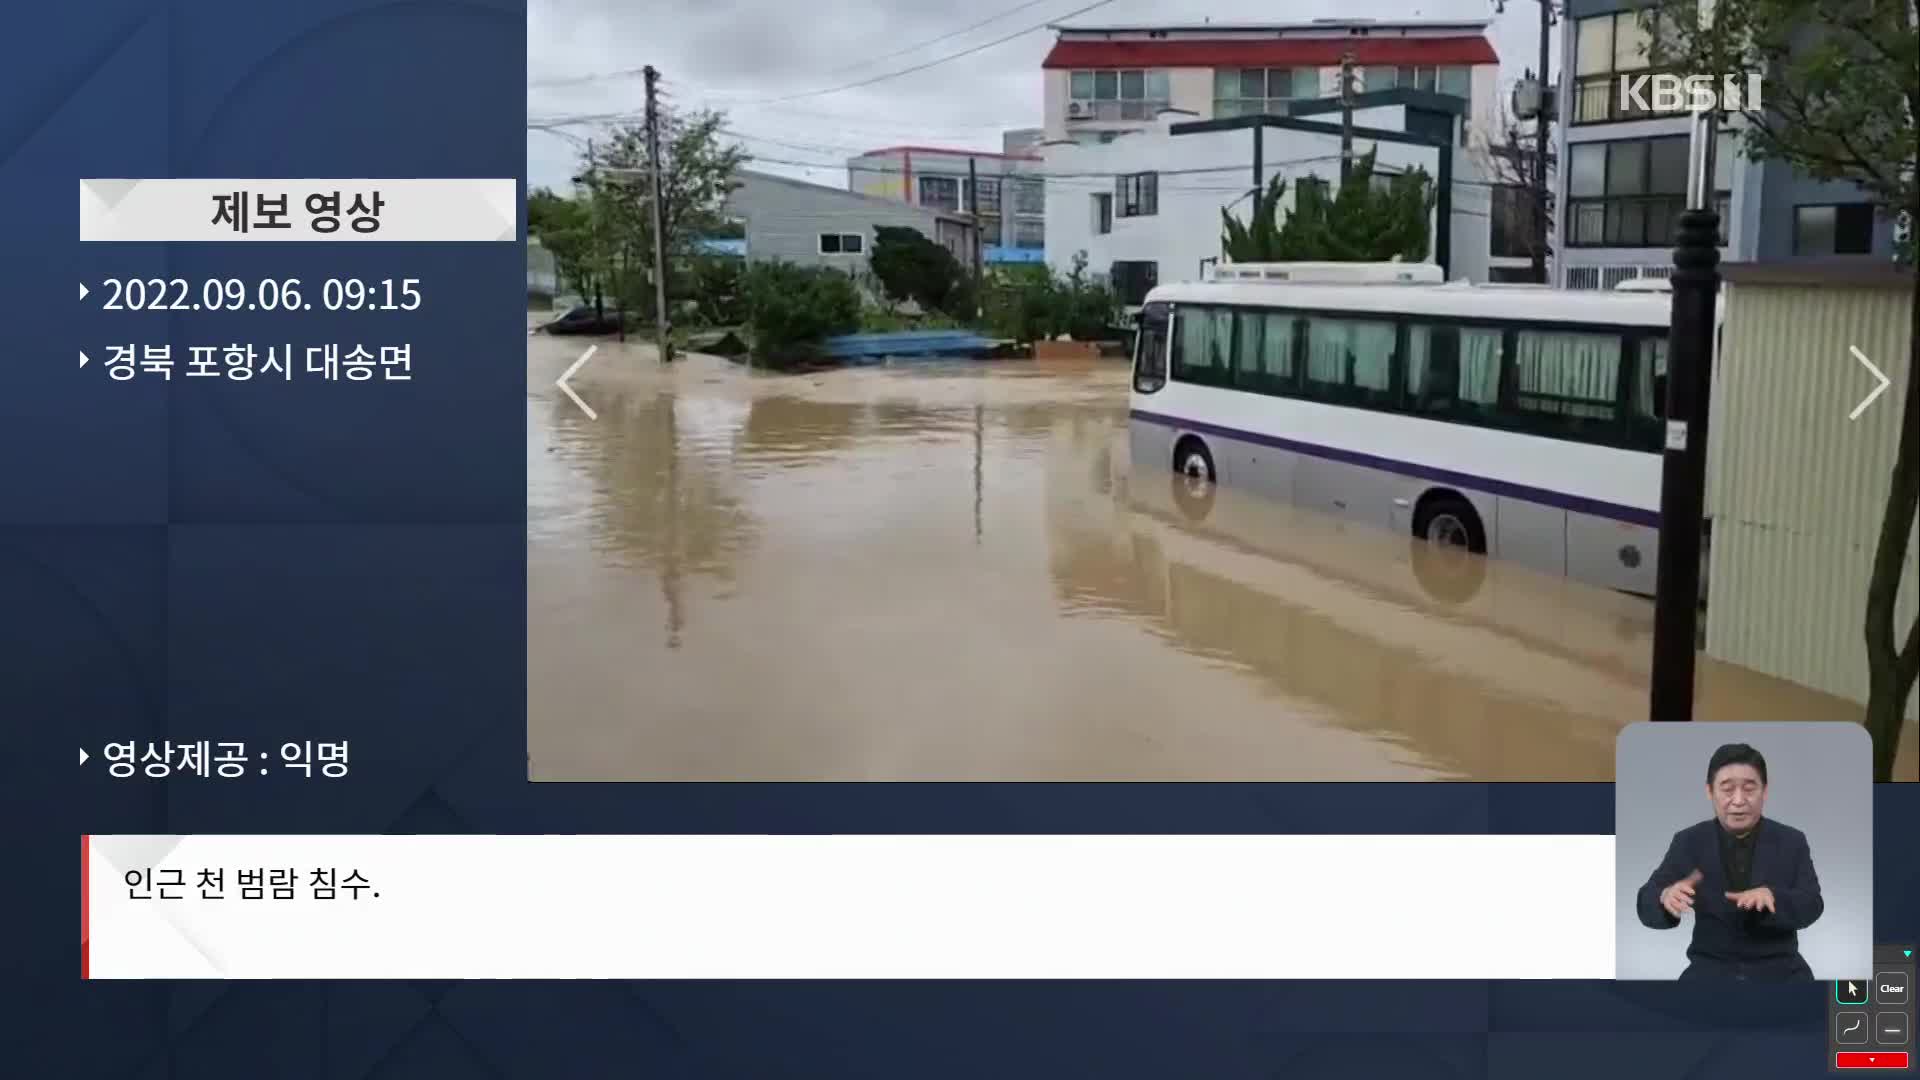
[1066,101,1092,121]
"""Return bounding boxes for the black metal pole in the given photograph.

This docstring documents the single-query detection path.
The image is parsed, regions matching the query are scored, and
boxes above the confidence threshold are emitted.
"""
[1532,1,1552,283]
[1648,112,1720,723]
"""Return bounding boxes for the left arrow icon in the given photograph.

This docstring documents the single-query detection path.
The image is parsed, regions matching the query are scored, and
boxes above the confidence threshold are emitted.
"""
[80,748,89,766]
[556,344,599,420]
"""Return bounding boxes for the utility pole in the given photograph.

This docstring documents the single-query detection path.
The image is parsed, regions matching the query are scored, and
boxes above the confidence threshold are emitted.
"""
[1339,50,1356,184]
[1532,1,1553,283]
[643,65,672,363]
[1648,106,1721,724]
[586,138,604,322]
[968,157,983,293]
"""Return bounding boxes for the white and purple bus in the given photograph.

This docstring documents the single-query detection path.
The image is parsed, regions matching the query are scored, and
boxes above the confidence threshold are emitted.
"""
[1128,263,1674,595]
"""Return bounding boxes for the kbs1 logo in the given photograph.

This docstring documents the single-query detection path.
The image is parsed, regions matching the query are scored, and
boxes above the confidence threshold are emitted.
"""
[1618,73,1763,114]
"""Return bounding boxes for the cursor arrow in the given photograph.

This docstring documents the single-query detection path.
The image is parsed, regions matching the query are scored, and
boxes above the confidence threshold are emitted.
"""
[80,282,89,302]
[80,748,89,766]
[556,345,599,420]
[79,350,90,368]
[1849,346,1890,420]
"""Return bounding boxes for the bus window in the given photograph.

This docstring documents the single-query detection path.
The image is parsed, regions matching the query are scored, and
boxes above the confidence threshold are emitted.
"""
[1301,316,1396,407]
[1172,305,1231,388]
[1513,329,1622,438]
[1630,335,1669,449]
[1407,324,1502,421]
[1133,302,1170,394]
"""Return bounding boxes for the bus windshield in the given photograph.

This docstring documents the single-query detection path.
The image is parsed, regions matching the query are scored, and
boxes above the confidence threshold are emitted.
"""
[1133,302,1169,394]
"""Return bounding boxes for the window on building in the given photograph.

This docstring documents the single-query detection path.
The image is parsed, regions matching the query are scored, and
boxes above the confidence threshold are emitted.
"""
[817,232,865,255]
[1793,203,1876,255]
[979,214,1002,244]
[918,175,960,212]
[974,177,1001,215]
[1566,133,1732,247]
[1572,10,1686,122]
[1011,178,1044,215]
[1212,67,1320,117]
[1116,172,1158,217]
[1068,68,1171,121]
[1109,261,1159,306]
[1013,219,1045,249]
[1093,192,1112,235]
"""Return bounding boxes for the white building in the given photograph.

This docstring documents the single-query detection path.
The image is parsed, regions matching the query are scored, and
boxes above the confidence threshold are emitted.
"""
[1039,19,1501,147]
[845,144,1046,261]
[1043,95,1494,304]
[1551,0,1901,289]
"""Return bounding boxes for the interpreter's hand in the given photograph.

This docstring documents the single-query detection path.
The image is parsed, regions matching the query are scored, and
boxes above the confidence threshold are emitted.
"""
[1726,886,1776,914]
[1660,869,1704,918]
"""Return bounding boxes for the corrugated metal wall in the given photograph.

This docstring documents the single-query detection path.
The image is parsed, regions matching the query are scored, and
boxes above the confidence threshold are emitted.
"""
[1706,279,1918,717]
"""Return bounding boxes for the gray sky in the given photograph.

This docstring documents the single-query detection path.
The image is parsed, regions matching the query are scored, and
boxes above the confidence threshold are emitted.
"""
[527,0,1559,193]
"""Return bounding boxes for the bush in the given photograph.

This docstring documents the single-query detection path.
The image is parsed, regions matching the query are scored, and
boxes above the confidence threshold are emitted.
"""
[743,260,861,363]
[980,252,1120,343]
[869,225,975,319]
[684,256,745,327]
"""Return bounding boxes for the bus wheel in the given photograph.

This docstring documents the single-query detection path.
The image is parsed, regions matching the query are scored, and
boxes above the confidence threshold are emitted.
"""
[1414,494,1486,554]
[1174,437,1215,484]
[1171,437,1216,521]
[1410,494,1487,604]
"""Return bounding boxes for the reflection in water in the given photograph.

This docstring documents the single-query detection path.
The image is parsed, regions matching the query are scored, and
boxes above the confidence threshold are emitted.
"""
[527,336,1917,781]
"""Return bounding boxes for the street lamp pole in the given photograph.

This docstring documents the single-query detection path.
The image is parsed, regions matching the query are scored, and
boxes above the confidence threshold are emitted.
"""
[1647,106,1721,723]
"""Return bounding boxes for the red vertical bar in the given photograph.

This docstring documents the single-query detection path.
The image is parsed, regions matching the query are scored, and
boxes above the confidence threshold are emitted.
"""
[81,835,90,979]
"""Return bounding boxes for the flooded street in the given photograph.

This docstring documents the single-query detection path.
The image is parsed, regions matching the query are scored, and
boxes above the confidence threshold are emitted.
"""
[527,334,1916,781]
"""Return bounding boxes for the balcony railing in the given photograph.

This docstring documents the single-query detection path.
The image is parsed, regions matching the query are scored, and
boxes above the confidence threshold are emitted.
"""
[1573,71,1691,124]
[1065,99,1171,123]
[1566,194,1731,248]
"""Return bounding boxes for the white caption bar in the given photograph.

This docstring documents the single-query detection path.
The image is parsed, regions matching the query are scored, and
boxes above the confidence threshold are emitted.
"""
[86,834,1615,979]
[79,179,517,242]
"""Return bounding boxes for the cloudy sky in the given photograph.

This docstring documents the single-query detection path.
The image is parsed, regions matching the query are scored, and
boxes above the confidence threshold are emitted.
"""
[527,0,1559,193]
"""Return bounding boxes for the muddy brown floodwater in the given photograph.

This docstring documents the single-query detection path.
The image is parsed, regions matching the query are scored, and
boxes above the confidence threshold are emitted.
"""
[527,334,1918,782]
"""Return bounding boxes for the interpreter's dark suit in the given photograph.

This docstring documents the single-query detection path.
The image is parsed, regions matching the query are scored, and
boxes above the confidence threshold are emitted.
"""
[1635,818,1823,981]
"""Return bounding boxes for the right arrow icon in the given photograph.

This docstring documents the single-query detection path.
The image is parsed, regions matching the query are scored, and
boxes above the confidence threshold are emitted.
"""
[1849,346,1890,421]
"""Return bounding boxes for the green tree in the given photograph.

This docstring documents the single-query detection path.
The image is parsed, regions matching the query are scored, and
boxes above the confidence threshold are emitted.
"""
[579,108,749,342]
[1054,251,1120,340]
[528,187,599,308]
[1219,151,1434,263]
[743,261,862,364]
[1220,175,1290,262]
[1651,0,1918,780]
[868,225,974,318]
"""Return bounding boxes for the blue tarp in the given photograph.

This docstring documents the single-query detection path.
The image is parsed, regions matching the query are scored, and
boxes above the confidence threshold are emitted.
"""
[820,331,996,362]
[984,246,1045,264]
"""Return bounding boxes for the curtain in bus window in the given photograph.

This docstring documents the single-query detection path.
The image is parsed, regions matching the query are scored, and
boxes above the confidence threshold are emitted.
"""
[1207,308,1234,379]
[1174,305,1226,384]
[1173,306,1209,383]
[1305,317,1394,396]
[1260,312,1294,388]
[1633,337,1668,420]
[1515,331,1621,430]
[1405,324,1451,412]
[1233,309,1263,387]
[1459,328,1502,407]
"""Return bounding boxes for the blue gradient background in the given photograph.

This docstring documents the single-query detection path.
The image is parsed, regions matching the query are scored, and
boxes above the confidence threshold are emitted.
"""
[2,2,1915,1077]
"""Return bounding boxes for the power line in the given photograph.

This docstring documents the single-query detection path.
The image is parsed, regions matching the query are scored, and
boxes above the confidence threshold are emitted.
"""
[712,0,1118,106]
[532,0,1105,101]
[813,0,1058,78]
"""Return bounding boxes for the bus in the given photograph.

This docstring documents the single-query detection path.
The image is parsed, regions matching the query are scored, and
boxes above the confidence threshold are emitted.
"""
[1127,262,1674,595]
